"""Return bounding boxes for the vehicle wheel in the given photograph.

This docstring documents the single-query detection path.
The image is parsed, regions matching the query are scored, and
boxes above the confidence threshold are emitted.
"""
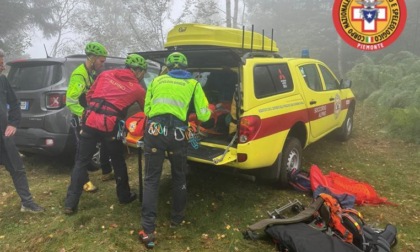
[336,108,354,141]
[88,145,101,171]
[278,137,302,188]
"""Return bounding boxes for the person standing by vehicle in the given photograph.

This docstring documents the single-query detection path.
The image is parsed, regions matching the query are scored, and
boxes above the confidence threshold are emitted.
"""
[64,54,147,215]
[66,42,113,193]
[0,48,44,213]
[139,52,212,249]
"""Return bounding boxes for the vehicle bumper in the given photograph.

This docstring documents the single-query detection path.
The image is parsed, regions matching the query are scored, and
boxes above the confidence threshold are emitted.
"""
[15,128,75,156]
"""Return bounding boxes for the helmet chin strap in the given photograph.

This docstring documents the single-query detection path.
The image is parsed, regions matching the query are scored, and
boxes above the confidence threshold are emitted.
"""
[86,56,96,72]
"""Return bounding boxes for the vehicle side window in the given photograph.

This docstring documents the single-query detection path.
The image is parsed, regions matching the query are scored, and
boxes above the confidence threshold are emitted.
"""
[299,64,322,91]
[319,65,339,90]
[254,64,293,98]
[8,64,62,91]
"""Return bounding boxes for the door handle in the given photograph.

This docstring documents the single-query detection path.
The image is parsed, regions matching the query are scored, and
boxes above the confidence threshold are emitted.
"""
[310,100,316,105]
[329,97,334,101]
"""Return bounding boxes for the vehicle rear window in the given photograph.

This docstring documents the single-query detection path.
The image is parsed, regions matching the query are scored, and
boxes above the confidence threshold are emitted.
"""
[254,63,293,98]
[8,62,63,91]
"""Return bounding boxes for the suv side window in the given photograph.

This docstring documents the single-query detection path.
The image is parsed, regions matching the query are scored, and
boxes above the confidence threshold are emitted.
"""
[319,65,339,90]
[299,64,322,91]
[254,64,293,98]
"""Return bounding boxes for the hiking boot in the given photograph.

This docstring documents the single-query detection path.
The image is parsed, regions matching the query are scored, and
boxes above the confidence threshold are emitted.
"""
[101,172,114,182]
[119,192,137,204]
[138,230,155,249]
[83,181,98,193]
[20,202,45,213]
[63,207,77,215]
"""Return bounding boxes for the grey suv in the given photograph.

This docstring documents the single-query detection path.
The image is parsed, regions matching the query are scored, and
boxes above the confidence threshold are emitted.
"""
[7,55,157,157]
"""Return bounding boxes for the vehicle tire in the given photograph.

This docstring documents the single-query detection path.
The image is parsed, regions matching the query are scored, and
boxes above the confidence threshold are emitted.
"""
[88,145,101,172]
[278,137,302,188]
[336,108,354,141]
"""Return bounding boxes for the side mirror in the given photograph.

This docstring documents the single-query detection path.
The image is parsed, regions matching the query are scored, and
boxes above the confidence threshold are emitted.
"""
[339,79,352,89]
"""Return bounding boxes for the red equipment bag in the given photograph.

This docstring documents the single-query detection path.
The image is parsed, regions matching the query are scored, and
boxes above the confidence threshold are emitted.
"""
[310,165,395,206]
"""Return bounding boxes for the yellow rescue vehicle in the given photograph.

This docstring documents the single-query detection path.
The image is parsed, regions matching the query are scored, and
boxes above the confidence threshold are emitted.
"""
[136,23,355,187]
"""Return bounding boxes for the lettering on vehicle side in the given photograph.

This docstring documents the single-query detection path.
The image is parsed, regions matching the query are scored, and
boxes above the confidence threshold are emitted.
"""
[258,101,304,113]
[314,105,327,118]
[249,98,353,141]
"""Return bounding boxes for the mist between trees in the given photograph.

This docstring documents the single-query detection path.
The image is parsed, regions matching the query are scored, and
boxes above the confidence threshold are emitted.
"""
[1,0,419,142]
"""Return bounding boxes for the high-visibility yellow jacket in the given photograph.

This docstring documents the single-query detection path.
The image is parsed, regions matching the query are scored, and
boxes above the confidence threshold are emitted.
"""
[145,70,211,122]
[66,64,93,117]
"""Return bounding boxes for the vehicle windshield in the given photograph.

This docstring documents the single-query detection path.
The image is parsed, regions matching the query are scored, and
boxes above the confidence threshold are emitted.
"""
[8,62,62,91]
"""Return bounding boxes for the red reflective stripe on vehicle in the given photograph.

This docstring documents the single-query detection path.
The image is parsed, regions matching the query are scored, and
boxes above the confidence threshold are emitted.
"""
[249,98,354,141]
[254,109,309,140]
[341,98,352,110]
[308,102,335,121]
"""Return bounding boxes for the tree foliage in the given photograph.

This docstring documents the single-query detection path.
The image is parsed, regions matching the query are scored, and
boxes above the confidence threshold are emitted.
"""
[2,0,420,143]
[347,51,420,143]
[69,0,174,56]
[48,0,85,57]
[0,0,56,55]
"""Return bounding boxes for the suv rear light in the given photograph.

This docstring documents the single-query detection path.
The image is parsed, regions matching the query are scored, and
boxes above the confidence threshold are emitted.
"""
[46,92,66,109]
[238,116,261,143]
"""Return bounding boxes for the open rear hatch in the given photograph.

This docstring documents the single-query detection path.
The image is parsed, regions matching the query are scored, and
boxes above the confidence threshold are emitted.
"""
[134,48,242,166]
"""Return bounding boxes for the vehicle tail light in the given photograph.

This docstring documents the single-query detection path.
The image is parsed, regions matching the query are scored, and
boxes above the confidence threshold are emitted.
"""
[45,138,54,146]
[46,92,66,109]
[238,116,261,143]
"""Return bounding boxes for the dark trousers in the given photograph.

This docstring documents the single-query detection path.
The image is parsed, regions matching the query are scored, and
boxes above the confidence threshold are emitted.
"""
[1,142,33,206]
[99,143,112,174]
[64,129,132,210]
[141,118,188,234]
[72,116,112,174]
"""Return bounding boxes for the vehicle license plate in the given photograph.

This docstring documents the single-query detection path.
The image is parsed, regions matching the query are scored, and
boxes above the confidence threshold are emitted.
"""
[20,100,29,110]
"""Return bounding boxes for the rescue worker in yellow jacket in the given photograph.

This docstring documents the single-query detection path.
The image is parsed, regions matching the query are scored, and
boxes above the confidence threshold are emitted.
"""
[139,52,211,249]
[66,42,114,193]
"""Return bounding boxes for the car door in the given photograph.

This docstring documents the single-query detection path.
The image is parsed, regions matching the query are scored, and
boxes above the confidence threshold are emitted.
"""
[298,63,338,139]
[317,63,346,129]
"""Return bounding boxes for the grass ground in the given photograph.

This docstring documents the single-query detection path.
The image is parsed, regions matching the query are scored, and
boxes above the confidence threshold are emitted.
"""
[0,104,419,252]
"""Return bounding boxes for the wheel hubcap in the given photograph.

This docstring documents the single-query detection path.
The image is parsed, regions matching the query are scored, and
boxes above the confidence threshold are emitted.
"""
[287,148,300,173]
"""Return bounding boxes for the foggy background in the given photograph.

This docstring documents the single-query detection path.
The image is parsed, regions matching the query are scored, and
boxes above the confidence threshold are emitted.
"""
[1,0,418,75]
[1,0,420,143]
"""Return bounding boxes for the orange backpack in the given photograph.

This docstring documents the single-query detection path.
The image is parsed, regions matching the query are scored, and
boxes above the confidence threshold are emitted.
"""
[124,112,146,147]
[319,193,357,243]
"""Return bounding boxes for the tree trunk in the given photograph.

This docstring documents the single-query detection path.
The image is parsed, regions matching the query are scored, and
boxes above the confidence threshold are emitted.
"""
[337,35,343,77]
[226,0,232,27]
[233,0,239,28]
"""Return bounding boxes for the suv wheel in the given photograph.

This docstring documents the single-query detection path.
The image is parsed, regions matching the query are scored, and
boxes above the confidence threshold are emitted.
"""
[278,137,302,188]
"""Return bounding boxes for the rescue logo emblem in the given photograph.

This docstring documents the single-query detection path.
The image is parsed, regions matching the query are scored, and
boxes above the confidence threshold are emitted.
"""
[332,0,407,51]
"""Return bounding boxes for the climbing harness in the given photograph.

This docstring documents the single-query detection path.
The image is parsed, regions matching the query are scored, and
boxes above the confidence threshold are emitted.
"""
[117,120,126,140]
[148,122,168,136]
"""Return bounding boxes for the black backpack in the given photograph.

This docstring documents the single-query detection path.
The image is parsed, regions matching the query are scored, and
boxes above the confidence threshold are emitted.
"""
[245,197,397,252]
